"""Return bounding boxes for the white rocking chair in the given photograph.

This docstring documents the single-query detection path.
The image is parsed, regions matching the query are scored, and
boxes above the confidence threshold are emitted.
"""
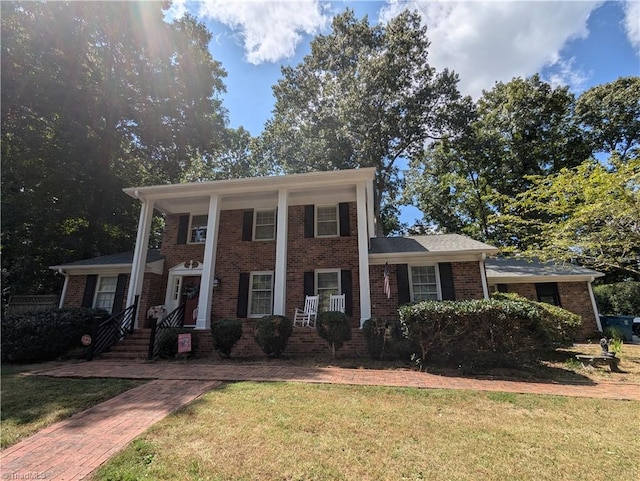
[293,295,319,328]
[329,294,346,313]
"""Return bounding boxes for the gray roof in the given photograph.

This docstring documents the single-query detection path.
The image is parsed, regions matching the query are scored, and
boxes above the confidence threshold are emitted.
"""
[51,249,163,269]
[485,257,604,280]
[369,235,499,255]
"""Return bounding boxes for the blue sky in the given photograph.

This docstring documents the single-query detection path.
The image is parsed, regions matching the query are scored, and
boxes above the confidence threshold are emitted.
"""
[166,0,639,223]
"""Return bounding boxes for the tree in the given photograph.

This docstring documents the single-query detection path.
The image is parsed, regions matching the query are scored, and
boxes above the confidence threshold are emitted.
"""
[1,2,229,299]
[499,158,640,278]
[405,75,591,245]
[576,76,640,161]
[257,9,471,233]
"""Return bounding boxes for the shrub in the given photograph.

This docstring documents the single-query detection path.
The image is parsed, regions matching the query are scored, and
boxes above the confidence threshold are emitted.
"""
[593,282,640,316]
[211,319,243,358]
[1,308,105,363]
[254,315,293,357]
[399,294,581,369]
[155,328,199,359]
[316,311,352,357]
[362,318,413,360]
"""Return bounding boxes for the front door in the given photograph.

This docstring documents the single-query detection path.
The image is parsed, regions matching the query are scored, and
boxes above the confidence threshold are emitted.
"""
[182,276,200,326]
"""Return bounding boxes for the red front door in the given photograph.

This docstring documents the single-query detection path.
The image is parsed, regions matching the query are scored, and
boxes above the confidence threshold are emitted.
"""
[182,276,200,327]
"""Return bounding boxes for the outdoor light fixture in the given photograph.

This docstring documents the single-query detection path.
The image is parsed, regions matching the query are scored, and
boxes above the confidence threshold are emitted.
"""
[212,276,221,289]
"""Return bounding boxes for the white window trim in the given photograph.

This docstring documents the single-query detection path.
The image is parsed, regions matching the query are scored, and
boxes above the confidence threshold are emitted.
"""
[315,204,339,238]
[188,214,208,244]
[315,269,341,310]
[93,275,118,313]
[253,208,276,241]
[408,264,442,302]
[248,271,274,318]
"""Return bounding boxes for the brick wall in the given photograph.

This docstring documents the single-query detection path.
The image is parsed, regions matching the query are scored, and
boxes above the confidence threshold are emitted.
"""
[64,275,88,308]
[452,261,485,299]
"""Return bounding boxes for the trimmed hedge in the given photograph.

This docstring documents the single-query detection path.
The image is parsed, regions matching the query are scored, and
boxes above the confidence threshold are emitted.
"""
[316,311,351,356]
[399,294,581,369]
[155,328,199,359]
[1,308,106,363]
[593,282,640,316]
[254,315,293,357]
[211,319,243,358]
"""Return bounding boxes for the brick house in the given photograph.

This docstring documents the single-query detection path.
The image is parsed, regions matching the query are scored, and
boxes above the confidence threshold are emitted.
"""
[51,168,604,355]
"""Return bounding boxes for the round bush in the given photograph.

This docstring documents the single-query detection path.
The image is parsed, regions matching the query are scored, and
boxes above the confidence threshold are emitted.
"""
[211,319,243,358]
[254,315,292,357]
[1,308,105,363]
[316,311,352,356]
[362,318,412,361]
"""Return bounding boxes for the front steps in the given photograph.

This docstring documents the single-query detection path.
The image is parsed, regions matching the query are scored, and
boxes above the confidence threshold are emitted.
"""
[98,329,151,360]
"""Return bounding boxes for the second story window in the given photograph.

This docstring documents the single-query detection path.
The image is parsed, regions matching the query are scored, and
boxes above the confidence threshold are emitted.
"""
[316,205,338,237]
[254,209,276,241]
[189,215,208,243]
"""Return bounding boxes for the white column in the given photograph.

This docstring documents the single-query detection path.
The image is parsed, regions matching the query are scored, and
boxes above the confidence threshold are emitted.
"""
[58,269,69,309]
[273,189,288,316]
[356,183,372,327]
[479,254,489,299]
[128,199,155,327]
[588,278,603,332]
[366,179,375,241]
[197,194,220,329]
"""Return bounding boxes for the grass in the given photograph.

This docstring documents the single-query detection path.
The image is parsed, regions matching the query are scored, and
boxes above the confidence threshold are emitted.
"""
[0,363,143,449]
[92,382,640,481]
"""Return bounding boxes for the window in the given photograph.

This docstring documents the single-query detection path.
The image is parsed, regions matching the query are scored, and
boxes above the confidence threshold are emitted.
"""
[409,266,439,302]
[316,205,338,237]
[94,276,118,313]
[172,277,182,302]
[254,209,276,241]
[316,269,341,311]
[189,215,208,243]
[535,283,560,306]
[249,272,274,317]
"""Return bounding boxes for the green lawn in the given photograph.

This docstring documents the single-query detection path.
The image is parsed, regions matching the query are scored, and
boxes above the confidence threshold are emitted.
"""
[92,382,640,481]
[1,364,143,448]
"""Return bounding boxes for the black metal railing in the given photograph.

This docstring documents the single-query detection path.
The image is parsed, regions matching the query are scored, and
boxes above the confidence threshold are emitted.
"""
[148,303,186,359]
[87,295,139,361]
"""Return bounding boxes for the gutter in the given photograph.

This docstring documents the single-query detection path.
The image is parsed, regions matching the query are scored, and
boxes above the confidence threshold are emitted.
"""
[57,269,69,309]
[587,276,603,332]
[480,253,490,299]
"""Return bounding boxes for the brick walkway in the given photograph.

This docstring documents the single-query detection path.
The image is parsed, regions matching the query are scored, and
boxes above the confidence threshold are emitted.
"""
[2,360,639,481]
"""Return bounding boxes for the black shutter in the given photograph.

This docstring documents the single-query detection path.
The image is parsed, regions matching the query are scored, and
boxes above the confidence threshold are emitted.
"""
[112,274,128,313]
[304,205,314,238]
[177,215,189,244]
[341,269,353,316]
[396,264,411,305]
[439,262,456,300]
[339,203,350,237]
[242,211,254,241]
[82,275,98,308]
[303,271,315,298]
[237,273,250,318]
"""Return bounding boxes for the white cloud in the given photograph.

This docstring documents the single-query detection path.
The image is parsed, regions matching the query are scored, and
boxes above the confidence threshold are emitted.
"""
[379,1,602,98]
[195,0,330,64]
[545,57,590,93]
[622,0,640,55]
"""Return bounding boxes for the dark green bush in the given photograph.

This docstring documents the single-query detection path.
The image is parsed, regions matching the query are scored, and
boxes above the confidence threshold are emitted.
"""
[211,319,243,358]
[254,315,293,357]
[155,328,199,359]
[399,294,581,369]
[316,311,352,357]
[362,318,413,360]
[593,282,640,315]
[1,308,105,363]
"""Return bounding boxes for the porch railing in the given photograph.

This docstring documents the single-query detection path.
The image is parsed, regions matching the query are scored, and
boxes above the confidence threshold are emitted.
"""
[87,295,138,361]
[148,304,186,359]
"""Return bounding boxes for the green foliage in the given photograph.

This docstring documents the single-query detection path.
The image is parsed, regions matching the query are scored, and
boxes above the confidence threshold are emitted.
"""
[362,318,414,361]
[155,328,199,359]
[258,9,469,234]
[593,282,640,315]
[1,1,231,300]
[399,295,581,369]
[316,311,352,357]
[254,315,293,357]
[211,319,243,358]
[1,308,105,363]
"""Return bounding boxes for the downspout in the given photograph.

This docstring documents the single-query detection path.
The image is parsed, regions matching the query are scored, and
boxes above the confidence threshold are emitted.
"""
[479,253,489,299]
[587,277,603,332]
[57,269,69,309]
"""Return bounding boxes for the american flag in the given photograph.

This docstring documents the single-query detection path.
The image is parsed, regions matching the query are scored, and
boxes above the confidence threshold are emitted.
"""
[383,261,391,299]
